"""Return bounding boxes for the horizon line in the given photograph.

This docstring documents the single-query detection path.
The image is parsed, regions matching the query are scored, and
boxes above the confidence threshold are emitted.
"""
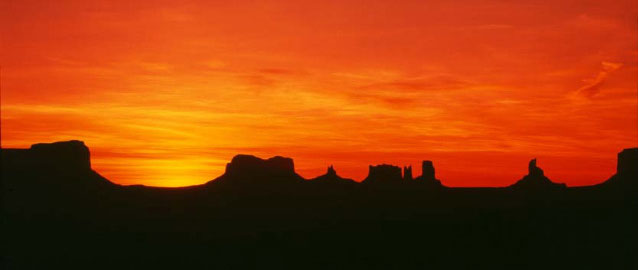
[3,140,637,189]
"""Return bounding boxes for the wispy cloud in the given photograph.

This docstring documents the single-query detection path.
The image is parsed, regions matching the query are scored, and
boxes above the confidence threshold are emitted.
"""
[2,0,636,187]
[576,61,623,97]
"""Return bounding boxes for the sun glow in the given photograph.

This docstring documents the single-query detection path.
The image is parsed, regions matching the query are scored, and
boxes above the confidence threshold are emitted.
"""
[2,0,636,187]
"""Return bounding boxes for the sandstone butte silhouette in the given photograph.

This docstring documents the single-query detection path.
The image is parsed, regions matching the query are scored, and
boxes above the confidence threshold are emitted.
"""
[1,140,637,269]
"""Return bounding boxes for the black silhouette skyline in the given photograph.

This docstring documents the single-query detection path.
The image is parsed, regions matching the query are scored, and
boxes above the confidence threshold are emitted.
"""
[2,140,637,269]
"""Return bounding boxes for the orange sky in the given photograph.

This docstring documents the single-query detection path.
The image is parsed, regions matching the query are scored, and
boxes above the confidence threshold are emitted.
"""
[1,0,637,187]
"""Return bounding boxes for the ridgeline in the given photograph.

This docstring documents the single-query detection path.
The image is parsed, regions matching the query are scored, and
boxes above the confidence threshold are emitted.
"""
[2,141,637,269]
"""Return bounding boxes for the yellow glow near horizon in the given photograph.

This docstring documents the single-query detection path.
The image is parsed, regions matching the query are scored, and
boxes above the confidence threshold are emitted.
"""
[1,0,637,187]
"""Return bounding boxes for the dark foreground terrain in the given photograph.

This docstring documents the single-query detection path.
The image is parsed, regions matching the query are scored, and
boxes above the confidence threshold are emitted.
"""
[2,141,637,269]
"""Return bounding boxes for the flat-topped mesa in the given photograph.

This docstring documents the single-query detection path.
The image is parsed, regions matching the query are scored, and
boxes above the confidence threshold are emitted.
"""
[617,148,638,176]
[1,140,115,189]
[363,164,403,184]
[510,158,565,189]
[403,166,413,181]
[602,147,638,189]
[2,140,92,172]
[32,140,92,170]
[224,154,297,179]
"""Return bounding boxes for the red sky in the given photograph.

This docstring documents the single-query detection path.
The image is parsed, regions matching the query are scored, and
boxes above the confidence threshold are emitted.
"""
[1,0,637,187]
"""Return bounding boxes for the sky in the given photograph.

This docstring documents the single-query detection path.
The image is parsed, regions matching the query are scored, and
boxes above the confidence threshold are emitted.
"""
[1,0,637,187]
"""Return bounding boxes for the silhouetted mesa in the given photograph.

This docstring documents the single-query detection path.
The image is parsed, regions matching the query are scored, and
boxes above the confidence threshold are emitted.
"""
[1,140,114,190]
[226,154,295,176]
[363,164,403,184]
[617,148,638,176]
[3,140,638,269]
[208,154,304,186]
[510,158,566,189]
[603,147,638,189]
[2,140,91,173]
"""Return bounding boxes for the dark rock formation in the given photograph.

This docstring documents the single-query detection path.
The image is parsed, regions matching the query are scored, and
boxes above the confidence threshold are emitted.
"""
[510,158,566,189]
[403,166,413,181]
[326,165,337,177]
[362,164,402,184]
[209,154,303,186]
[308,165,357,186]
[421,161,435,180]
[3,140,637,269]
[225,154,295,177]
[528,158,543,177]
[2,140,92,173]
[617,148,638,176]
[1,140,114,197]
[602,147,638,190]
[414,160,441,186]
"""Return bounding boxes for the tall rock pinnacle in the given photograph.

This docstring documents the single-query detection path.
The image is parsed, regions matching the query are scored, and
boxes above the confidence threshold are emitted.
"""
[420,160,436,182]
[510,158,565,189]
[403,166,413,181]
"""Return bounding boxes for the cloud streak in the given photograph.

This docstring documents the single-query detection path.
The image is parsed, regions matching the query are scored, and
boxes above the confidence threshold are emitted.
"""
[577,61,623,97]
[1,0,636,187]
